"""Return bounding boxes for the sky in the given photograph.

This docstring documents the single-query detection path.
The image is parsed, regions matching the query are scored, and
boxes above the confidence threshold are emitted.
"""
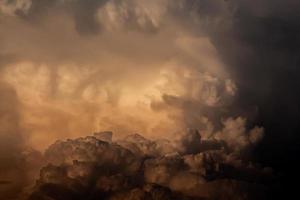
[0,0,299,199]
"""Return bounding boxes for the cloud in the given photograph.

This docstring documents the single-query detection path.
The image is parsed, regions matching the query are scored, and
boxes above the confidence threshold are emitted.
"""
[0,0,240,151]
[215,117,264,153]
[0,81,24,199]
[1,0,294,198]
[205,2,300,195]
[0,0,32,16]
[0,81,44,199]
[27,131,271,200]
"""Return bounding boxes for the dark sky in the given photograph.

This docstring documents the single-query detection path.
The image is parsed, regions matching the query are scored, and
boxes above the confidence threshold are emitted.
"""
[208,1,300,197]
[212,0,300,172]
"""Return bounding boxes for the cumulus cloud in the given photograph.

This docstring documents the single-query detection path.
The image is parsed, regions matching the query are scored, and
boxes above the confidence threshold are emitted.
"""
[27,131,271,200]
[215,117,264,153]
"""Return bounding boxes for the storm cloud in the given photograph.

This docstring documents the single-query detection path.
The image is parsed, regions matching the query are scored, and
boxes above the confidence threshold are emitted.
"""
[28,131,271,200]
[0,0,298,199]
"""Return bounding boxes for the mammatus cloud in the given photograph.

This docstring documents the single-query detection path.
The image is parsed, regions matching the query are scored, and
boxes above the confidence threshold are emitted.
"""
[1,0,295,199]
[0,0,238,150]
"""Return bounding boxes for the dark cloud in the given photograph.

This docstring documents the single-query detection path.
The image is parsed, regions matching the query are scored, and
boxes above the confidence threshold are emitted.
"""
[28,132,272,200]
[70,0,108,35]
[201,0,300,198]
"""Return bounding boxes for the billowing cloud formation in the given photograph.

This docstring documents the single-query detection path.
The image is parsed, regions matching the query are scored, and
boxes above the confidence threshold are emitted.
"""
[1,0,296,199]
[28,131,271,200]
[0,0,239,151]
